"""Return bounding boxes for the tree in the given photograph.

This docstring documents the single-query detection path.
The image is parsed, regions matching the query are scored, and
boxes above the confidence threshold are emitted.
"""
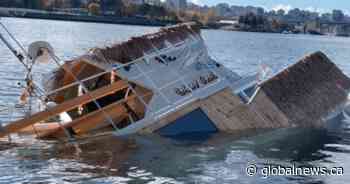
[191,13,200,22]
[155,6,167,18]
[271,19,280,30]
[122,4,138,17]
[114,0,125,16]
[288,8,301,18]
[167,11,179,22]
[71,0,82,8]
[321,13,332,21]
[277,9,285,16]
[202,8,217,25]
[40,0,52,10]
[23,0,41,9]
[88,2,100,15]
[138,4,151,16]
[268,10,277,16]
[332,9,344,21]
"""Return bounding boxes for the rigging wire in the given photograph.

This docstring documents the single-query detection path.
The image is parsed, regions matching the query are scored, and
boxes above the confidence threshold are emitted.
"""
[0,22,30,60]
[0,22,46,100]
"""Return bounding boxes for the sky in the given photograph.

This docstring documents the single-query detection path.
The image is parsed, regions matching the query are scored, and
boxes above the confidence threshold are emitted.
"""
[190,0,350,14]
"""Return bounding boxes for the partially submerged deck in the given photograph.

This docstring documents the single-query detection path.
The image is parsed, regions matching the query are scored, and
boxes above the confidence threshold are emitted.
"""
[134,52,350,136]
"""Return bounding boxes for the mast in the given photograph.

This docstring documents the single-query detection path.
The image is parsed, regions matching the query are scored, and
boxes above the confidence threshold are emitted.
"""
[0,20,35,114]
[0,32,25,64]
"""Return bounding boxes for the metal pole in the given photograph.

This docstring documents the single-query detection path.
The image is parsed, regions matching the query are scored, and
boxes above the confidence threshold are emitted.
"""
[0,33,28,69]
[0,22,28,57]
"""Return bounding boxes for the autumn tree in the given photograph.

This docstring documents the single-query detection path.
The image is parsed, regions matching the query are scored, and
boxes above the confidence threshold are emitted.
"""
[122,4,138,17]
[201,8,217,25]
[271,19,280,30]
[88,2,101,15]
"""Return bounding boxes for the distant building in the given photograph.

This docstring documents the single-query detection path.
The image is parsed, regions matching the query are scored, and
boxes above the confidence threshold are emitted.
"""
[145,0,162,6]
[218,19,239,25]
[214,3,230,17]
[123,0,144,6]
[334,24,350,36]
[166,0,186,11]
[229,5,261,17]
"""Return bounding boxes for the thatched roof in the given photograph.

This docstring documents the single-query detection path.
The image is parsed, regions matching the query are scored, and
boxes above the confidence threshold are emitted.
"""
[89,22,201,66]
[260,51,350,126]
[43,22,201,96]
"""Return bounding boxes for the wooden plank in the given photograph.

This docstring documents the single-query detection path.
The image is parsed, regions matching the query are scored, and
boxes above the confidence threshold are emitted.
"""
[40,94,142,138]
[71,94,153,134]
[0,80,129,138]
[17,123,62,137]
[72,105,127,134]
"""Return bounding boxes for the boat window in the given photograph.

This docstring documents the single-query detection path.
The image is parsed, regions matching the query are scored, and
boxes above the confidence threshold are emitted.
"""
[238,92,249,104]
[237,85,258,104]
[244,85,257,98]
[155,54,176,65]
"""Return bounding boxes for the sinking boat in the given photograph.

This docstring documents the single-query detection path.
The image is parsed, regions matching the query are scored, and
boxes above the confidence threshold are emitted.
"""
[0,22,350,141]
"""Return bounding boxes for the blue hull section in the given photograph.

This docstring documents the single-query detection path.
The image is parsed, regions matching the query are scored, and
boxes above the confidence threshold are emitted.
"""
[157,108,218,140]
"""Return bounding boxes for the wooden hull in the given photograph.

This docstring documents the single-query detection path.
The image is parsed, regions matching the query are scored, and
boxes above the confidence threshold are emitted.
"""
[18,123,62,137]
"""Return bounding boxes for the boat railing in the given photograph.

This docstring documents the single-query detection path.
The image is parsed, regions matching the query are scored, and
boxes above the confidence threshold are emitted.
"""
[44,33,202,99]
[42,32,202,116]
[124,33,221,118]
[0,28,220,139]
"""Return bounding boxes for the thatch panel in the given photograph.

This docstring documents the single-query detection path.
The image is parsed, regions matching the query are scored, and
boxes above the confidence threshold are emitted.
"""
[260,51,350,126]
[96,22,200,64]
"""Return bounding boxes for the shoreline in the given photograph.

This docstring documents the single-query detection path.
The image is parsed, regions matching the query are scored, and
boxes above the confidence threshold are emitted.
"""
[2,15,349,38]
[215,28,350,37]
[0,13,176,27]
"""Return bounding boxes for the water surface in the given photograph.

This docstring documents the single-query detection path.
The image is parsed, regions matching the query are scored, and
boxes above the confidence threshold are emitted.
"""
[0,18,350,184]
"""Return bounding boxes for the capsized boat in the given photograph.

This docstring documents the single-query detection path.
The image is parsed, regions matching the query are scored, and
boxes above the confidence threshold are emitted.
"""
[0,22,350,141]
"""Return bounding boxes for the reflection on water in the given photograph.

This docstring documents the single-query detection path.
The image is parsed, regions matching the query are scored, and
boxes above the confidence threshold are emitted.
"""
[2,126,350,183]
[0,18,350,183]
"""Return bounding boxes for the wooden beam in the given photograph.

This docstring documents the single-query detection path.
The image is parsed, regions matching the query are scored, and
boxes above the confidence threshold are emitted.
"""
[71,104,127,134]
[17,123,62,137]
[0,80,129,138]
[40,95,138,138]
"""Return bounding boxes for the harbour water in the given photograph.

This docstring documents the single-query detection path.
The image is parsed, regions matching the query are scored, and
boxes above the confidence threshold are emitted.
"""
[1,18,350,184]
